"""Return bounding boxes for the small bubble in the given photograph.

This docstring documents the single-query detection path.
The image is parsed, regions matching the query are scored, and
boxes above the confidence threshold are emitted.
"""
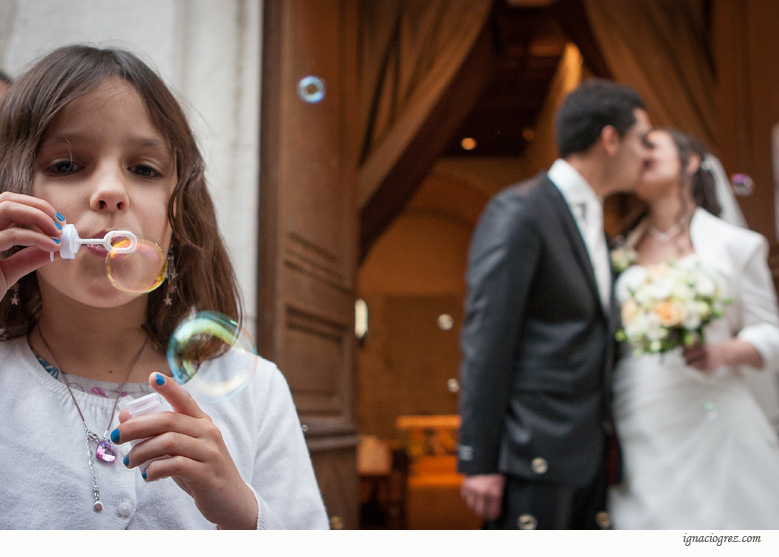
[297,76,325,104]
[437,314,454,330]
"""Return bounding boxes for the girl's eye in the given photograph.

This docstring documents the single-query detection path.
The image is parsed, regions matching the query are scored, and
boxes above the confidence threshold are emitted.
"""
[131,165,161,179]
[47,160,82,175]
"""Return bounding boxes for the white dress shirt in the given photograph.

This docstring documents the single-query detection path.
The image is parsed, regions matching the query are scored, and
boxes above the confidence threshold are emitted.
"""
[548,158,611,309]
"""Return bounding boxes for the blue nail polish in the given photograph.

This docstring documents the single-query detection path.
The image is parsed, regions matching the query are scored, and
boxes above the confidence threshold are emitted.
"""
[52,238,60,244]
[123,454,129,467]
[54,221,62,230]
[155,373,165,386]
[110,428,120,443]
[141,469,147,480]
[56,212,65,222]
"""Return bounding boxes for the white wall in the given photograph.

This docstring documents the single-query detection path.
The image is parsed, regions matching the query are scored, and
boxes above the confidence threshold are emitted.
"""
[0,0,263,334]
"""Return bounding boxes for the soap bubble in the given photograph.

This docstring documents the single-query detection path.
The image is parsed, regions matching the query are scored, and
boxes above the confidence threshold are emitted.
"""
[106,238,167,294]
[166,311,257,401]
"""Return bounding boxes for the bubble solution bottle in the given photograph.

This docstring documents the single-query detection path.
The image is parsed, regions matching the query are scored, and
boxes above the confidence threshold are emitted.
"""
[121,392,165,472]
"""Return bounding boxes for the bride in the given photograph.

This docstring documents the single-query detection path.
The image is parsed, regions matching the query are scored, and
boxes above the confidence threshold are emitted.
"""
[608,128,779,529]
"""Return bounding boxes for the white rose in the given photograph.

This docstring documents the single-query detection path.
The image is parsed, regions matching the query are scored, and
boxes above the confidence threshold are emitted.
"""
[621,268,648,294]
[676,256,701,271]
[682,301,702,329]
[671,281,695,302]
[695,275,717,298]
[646,276,673,301]
[644,313,666,342]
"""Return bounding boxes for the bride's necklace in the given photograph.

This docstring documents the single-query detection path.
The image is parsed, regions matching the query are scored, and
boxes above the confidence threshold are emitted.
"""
[36,325,148,512]
[647,222,685,244]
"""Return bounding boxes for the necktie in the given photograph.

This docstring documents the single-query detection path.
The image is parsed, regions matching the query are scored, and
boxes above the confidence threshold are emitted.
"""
[583,198,611,309]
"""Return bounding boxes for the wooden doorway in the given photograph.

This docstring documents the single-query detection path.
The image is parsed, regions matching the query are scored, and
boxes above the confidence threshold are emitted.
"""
[258,0,359,529]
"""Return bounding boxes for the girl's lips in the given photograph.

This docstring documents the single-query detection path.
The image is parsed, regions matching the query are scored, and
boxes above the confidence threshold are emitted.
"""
[84,244,109,257]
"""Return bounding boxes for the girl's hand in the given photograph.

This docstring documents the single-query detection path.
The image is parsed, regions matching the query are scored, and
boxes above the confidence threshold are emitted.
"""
[0,192,63,296]
[683,339,764,373]
[116,373,258,529]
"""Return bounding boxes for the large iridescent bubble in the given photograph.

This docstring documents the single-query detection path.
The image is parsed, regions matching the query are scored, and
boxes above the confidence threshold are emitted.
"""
[166,311,258,401]
[106,237,168,294]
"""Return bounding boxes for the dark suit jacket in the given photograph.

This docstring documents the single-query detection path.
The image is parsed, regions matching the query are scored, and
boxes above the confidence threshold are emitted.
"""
[457,173,619,487]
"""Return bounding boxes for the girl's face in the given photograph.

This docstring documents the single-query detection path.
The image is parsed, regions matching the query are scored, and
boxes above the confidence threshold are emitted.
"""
[635,130,682,203]
[32,78,176,308]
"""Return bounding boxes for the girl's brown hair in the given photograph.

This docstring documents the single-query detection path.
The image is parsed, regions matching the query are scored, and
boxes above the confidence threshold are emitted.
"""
[0,45,242,349]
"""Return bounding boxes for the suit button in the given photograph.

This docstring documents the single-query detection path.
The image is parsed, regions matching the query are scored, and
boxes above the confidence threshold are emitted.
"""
[530,457,548,475]
[517,514,537,530]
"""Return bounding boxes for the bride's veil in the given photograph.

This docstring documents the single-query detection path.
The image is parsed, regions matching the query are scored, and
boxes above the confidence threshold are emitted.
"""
[701,154,748,228]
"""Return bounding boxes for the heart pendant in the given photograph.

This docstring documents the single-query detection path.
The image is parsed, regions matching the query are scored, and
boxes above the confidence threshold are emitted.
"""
[96,440,117,464]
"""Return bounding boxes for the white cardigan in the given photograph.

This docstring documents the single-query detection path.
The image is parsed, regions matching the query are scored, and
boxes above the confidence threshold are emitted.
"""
[0,336,329,529]
[628,208,779,427]
[693,209,779,429]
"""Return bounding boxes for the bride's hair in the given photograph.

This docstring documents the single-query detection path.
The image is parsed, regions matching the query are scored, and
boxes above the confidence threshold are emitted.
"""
[661,128,722,217]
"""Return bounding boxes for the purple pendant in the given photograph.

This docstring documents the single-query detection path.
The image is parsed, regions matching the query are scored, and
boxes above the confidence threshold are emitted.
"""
[96,440,117,464]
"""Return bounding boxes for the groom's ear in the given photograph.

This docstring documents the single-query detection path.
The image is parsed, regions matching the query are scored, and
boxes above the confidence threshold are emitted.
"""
[599,125,620,156]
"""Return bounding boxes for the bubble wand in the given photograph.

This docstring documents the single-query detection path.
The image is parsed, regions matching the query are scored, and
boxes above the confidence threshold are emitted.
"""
[52,224,138,261]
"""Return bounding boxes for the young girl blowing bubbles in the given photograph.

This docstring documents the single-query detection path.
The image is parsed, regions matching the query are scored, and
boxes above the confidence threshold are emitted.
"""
[0,45,328,529]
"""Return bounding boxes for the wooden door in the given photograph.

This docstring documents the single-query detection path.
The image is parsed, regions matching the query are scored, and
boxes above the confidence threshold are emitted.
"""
[714,0,779,283]
[258,0,359,529]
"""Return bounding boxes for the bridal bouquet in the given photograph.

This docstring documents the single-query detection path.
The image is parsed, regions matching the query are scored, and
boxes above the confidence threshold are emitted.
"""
[616,257,730,355]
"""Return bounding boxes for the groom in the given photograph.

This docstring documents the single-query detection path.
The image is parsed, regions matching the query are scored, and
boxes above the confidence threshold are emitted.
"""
[457,80,651,529]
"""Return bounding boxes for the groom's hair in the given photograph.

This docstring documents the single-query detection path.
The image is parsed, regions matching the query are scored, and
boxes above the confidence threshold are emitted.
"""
[555,79,645,158]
